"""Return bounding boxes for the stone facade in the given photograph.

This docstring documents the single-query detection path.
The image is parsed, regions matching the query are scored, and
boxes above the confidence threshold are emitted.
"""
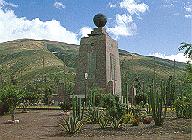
[75,27,121,97]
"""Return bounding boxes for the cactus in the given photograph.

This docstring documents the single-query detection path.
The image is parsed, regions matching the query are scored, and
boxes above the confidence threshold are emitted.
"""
[148,80,166,126]
[85,92,101,124]
[72,96,85,121]
[59,96,85,134]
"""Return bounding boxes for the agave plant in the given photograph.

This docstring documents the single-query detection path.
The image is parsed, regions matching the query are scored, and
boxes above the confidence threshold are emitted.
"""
[98,110,109,129]
[98,115,109,129]
[59,116,84,134]
[59,96,86,134]
[85,107,100,124]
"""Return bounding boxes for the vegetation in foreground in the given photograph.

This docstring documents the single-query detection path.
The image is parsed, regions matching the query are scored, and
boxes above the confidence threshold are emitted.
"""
[0,41,191,137]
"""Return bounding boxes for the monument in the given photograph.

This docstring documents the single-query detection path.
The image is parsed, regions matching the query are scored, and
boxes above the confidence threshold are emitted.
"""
[75,13,121,98]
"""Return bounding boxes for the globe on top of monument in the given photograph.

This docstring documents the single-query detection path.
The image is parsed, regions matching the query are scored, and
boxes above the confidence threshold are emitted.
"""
[93,13,107,28]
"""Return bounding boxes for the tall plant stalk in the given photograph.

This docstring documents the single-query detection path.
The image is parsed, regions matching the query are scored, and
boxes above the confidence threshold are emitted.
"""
[149,80,167,126]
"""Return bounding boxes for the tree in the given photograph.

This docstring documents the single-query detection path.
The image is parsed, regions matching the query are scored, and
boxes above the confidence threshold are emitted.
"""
[20,89,40,112]
[179,42,192,59]
[179,42,192,83]
[0,85,21,121]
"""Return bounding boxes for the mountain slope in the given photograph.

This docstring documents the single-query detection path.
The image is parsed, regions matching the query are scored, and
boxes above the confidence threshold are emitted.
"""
[0,39,186,95]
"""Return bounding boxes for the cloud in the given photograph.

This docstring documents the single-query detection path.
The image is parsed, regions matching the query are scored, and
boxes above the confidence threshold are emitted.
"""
[107,14,137,38]
[161,0,176,8]
[0,8,79,44]
[185,14,192,18]
[184,4,192,18]
[119,0,149,15]
[0,0,18,8]
[185,6,192,12]
[148,52,190,63]
[53,1,65,9]
[107,0,148,38]
[108,2,117,8]
[79,27,92,38]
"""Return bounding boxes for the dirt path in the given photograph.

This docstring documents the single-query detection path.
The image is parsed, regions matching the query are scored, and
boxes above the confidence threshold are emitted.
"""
[0,110,60,140]
[0,110,191,140]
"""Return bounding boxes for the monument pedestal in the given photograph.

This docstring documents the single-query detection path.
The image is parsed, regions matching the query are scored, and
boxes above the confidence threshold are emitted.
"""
[75,14,121,98]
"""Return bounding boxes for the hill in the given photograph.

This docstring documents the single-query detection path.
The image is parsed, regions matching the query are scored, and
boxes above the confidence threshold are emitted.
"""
[0,39,186,95]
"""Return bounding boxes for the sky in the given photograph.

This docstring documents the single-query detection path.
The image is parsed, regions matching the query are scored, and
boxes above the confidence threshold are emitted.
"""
[0,0,191,62]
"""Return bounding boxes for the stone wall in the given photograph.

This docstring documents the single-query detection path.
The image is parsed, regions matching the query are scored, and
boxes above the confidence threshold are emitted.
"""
[75,27,121,97]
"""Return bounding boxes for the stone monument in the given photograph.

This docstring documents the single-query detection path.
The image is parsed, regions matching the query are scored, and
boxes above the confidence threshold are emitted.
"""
[75,13,121,98]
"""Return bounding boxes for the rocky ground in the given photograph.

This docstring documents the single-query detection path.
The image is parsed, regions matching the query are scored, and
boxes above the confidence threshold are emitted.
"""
[0,110,191,140]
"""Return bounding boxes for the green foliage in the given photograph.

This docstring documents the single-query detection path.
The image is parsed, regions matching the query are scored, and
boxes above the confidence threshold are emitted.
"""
[98,111,109,129]
[179,42,192,59]
[148,80,167,126]
[59,96,85,134]
[88,87,104,107]
[185,62,192,83]
[100,94,126,129]
[165,76,175,106]
[59,116,84,134]
[0,85,22,120]
[174,94,192,119]
[19,89,40,111]
[135,93,147,105]
[131,117,139,126]
[0,39,187,103]
[122,113,133,124]
[85,107,100,124]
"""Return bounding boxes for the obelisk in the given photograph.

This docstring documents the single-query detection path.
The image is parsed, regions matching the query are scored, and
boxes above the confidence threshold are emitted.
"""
[75,13,121,98]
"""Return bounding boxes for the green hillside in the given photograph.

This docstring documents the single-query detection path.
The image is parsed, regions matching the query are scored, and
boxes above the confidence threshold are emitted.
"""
[0,39,186,96]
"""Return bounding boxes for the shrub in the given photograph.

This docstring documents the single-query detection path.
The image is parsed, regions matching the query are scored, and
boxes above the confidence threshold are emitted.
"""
[100,94,126,129]
[88,87,105,107]
[174,95,192,119]
[98,111,109,129]
[0,85,21,121]
[20,90,40,112]
[131,117,139,126]
[85,107,100,124]
[122,113,134,124]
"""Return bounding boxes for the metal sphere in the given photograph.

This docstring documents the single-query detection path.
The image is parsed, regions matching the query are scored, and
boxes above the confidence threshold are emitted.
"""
[93,14,107,28]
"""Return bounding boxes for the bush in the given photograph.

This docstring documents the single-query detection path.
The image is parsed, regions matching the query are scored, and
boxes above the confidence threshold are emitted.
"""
[98,111,109,129]
[100,94,126,129]
[174,95,192,119]
[0,85,21,121]
[131,117,139,126]
[122,113,134,124]
[19,90,40,111]
[85,107,100,124]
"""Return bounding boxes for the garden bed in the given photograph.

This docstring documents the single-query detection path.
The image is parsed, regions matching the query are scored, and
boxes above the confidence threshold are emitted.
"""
[0,110,191,140]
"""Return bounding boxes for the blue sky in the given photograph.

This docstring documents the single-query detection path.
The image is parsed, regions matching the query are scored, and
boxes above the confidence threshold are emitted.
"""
[0,0,191,62]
